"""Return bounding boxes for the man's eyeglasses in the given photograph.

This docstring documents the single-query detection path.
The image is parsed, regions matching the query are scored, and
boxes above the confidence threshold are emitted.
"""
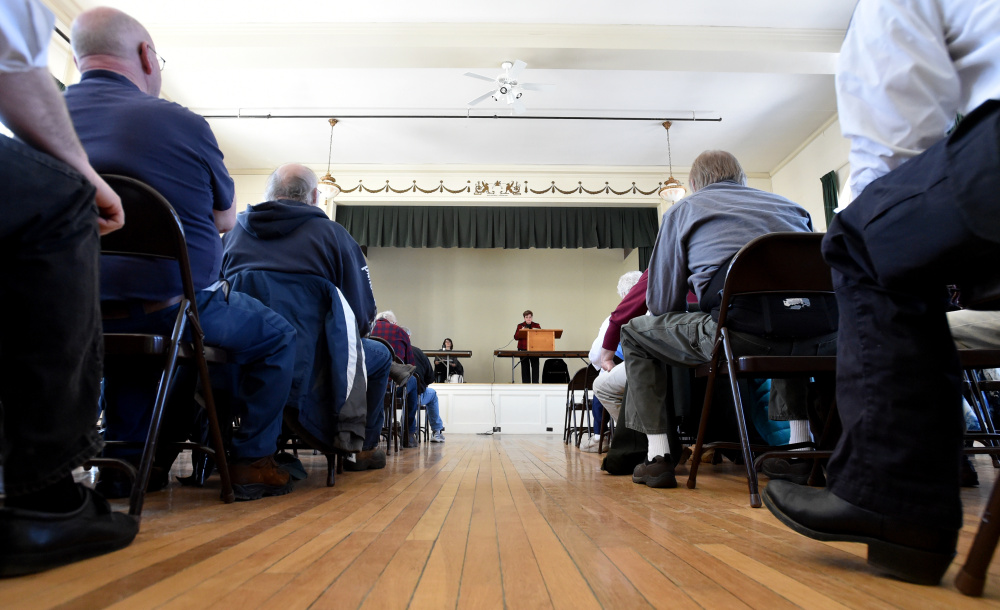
[146,44,166,72]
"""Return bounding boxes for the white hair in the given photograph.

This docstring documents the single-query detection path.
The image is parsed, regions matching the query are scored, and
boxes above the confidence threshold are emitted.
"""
[617,271,643,298]
[688,150,747,192]
[376,310,397,325]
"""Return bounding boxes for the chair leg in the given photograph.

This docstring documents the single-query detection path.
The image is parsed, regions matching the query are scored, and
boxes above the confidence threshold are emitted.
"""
[325,453,336,487]
[956,471,1000,596]
[721,331,761,508]
[128,348,182,519]
[687,345,721,490]
[564,399,572,444]
[967,370,1000,468]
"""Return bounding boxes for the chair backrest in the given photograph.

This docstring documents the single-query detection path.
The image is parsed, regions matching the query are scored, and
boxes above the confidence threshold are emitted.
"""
[567,366,593,392]
[716,232,837,338]
[542,358,570,383]
[99,174,197,305]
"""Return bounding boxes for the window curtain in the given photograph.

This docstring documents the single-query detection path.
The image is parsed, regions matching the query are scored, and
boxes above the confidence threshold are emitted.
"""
[820,170,839,228]
[336,205,659,271]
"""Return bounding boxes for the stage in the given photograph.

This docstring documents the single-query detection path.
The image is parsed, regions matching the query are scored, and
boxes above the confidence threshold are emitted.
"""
[429,382,576,435]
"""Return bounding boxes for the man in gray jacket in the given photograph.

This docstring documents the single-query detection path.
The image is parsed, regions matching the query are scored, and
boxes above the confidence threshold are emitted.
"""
[623,150,835,489]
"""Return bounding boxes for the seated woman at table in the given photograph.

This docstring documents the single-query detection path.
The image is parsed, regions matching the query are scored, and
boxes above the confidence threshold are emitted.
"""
[434,337,465,383]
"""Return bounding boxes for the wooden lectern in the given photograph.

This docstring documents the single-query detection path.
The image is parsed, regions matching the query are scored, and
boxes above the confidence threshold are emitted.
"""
[516,328,563,351]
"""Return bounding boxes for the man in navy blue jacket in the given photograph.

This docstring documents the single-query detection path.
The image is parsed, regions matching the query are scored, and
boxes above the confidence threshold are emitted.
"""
[223,163,394,469]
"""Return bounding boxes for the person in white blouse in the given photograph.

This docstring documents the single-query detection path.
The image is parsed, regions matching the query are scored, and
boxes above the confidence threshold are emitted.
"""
[763,0,1000,587]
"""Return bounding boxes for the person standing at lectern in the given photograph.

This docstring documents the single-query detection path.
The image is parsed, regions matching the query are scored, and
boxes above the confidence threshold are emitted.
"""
[514,310,541,384]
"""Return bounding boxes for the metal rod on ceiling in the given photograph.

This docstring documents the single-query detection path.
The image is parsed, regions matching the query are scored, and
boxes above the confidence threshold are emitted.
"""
[201,113,722,122]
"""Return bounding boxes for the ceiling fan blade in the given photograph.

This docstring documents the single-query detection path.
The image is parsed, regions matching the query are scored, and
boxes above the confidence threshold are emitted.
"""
[467,90,496,107]
[512,98,527,115]
[507,59,527,81]
[520,83,553,91]
[464,72,496,83]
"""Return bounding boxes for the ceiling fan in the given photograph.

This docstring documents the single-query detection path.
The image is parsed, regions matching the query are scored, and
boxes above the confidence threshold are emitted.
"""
[464,60,551,114]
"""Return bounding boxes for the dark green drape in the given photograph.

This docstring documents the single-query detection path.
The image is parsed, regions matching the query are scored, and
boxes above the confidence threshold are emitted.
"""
[820,170,839,228]
[336,205,659,271]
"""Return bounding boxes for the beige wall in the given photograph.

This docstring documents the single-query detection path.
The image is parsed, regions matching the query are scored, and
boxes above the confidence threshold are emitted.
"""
[367,246,639,382]
[770,117,850,231]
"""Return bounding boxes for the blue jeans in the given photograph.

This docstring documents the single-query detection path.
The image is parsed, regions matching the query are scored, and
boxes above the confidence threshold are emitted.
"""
[362,338,390,450]
[592,395,604,435]
[418,387,444,433]
[103,288,296,459]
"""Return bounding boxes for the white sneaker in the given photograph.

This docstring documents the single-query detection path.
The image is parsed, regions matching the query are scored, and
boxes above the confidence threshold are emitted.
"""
[580,434,600,453]
[431,430,445,443]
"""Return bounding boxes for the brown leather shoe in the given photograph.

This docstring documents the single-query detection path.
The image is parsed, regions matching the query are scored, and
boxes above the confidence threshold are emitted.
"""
[344,448,387,472]
[228,456,293,501]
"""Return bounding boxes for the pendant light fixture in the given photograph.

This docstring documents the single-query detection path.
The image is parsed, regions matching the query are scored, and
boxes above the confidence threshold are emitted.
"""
[658,120,686,203]
[318,118,341,201]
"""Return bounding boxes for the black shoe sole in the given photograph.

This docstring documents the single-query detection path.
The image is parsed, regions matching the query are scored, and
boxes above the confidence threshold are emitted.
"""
[232,481,294,501]
[0,518,137,577]
[761,470,810,485]
[632,471,677,488]
[762,486,954,585]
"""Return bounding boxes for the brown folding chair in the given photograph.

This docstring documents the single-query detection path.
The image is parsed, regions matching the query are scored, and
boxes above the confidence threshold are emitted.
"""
[955,348,1000,596]
[370,336,403,453]
[564,365,598,446]
[90,175,235,519]
[686,232,838,508]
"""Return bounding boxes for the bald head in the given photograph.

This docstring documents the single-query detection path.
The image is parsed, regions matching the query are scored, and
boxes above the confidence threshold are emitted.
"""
[71,7,161,96]
[264,163,320,205]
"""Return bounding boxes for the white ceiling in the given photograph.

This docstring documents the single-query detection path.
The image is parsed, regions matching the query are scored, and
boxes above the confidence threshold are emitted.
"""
[46,1,857,175]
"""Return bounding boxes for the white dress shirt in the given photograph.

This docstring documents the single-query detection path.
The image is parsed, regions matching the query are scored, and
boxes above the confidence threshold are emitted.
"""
[0,0,54,74]
[837,0,1000,198]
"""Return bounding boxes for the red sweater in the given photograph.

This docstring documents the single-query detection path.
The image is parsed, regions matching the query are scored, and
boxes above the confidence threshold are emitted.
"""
[602,270,649,351]
[514,321,541,350]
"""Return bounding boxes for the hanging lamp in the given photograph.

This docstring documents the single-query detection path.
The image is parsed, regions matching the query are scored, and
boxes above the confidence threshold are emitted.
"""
[317,118,341,201]
[658,120,686,203]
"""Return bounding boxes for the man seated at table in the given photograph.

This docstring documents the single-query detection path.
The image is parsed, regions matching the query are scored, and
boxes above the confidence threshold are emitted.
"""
[622,150,835,489]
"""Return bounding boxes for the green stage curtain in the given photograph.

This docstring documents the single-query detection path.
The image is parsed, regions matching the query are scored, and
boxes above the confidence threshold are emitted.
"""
[820,170,839,228]
[336,205,659,271]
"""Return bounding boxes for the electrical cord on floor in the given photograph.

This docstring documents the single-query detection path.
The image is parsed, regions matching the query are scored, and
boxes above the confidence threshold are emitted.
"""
[484,337,517,435]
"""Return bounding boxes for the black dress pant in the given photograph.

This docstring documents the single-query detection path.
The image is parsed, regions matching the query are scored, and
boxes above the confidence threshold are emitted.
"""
[0,136,103,497]
[519,354,539,384]
[821,100,1000,531]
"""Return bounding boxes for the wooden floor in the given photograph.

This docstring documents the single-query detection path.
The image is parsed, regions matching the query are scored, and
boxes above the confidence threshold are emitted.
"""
[2,435,1000,609]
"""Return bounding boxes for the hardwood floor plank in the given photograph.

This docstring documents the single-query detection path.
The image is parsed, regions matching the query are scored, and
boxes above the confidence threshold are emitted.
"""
[2,436,998,609]
[455,442,504,610]
[699,543,853,610]
[601,546,702,610]
[498,441,602,610]
[410,454,479,608]
[491,442,553,609]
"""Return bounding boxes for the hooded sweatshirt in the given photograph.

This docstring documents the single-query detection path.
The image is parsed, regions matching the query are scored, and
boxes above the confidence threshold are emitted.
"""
[222,199,376,334]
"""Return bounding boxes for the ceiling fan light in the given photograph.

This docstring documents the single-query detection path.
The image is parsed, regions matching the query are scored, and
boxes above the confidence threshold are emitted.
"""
[499,85,508,94]
[659,176,686,203]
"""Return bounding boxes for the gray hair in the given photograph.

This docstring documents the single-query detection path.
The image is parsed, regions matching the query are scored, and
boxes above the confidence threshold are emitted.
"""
[376,310,397,325]
[71,7,149,61]
[688,150,747,192]
[264,164,318,204]
[617,271,643,298]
